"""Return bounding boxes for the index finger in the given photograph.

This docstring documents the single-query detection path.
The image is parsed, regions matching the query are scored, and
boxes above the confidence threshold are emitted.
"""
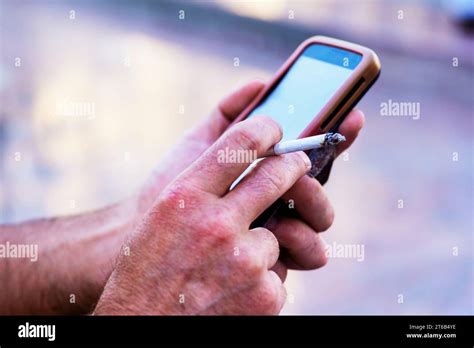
[224,151,311,225]
[178,115,282,196]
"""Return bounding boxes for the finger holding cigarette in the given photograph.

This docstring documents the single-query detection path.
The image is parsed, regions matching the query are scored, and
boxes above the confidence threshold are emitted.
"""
[229,133,345,191]
[262,133,346,157]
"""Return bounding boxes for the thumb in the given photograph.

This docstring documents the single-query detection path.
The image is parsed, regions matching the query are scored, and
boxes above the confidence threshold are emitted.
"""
[218,80,265,122]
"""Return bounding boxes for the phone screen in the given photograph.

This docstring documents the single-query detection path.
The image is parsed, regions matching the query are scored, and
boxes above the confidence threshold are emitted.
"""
[247,44,362,141]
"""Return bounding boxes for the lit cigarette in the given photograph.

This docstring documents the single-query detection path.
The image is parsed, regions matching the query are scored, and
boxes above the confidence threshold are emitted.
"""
[262,133,346,157]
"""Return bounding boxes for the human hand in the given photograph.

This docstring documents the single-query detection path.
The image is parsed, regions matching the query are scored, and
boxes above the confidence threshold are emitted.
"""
[136,81,270,213]
[95,116,311,314]
[137,81,365,280]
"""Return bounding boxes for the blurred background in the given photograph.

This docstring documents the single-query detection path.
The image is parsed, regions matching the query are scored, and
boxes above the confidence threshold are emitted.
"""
[0,0,472,314]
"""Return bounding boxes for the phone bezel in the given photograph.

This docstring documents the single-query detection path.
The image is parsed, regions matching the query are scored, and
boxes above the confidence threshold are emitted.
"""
[231,36,381,136]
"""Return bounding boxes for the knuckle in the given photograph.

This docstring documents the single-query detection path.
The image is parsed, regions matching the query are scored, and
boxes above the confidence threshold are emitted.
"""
[276,220,302,247]
[285,151,311,174]
[157,181,189,210]
[257,162,286,193]
[249,115,283,137]
[229,116,282,153]
[254,279,281,314]
[195,212,235,243]
[255,153,310,194]
[233,245,263,278]
[231,124,263,153]
[254,227,279,253]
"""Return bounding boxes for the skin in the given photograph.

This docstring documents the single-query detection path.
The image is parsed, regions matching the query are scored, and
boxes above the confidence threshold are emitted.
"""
[0,81,364,315]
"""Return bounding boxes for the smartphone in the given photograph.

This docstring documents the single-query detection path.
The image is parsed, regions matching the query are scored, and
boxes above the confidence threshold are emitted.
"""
[233,36,381,142]
[231,36,380,227]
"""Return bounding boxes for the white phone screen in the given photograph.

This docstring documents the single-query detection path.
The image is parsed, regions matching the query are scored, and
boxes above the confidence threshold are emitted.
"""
[247,44,362,141]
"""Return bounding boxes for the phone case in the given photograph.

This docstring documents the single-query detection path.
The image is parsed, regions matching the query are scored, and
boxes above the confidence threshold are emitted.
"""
[232,36,381,137]
[233,36,381,229]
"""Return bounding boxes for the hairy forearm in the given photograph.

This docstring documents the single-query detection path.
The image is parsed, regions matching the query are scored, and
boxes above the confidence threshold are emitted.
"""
[0,198,140,315]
